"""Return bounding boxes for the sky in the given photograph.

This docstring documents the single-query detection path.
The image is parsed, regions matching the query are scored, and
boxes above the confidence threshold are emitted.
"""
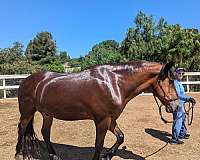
[0,0,200,58]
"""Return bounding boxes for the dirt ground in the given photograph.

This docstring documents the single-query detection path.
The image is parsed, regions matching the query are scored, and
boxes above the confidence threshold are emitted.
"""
[0,93,200,160]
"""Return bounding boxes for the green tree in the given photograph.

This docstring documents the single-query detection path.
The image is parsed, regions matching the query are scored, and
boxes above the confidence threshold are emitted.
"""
[81,40,122,69]
[68,56,83,68]
[121,11,200,71]
[0,42,45,74]
[121,11,157,61]
[46,60,65,73]
[25,31,56,64]
[57,51,70,64]
[0,42,24,64]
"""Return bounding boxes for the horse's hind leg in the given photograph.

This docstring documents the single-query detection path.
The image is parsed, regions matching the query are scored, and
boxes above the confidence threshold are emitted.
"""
[15,115,34,160]
[41,113,62,160]
[102,120,124,159]
[15,99,37,160]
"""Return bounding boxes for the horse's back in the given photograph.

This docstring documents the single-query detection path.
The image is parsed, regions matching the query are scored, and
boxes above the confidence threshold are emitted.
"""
[18,71,62,100]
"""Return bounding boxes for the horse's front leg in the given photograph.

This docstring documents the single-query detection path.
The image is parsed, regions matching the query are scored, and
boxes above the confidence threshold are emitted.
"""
[41,113,62,160]
[102,121,124,160]
[92,118,109,160]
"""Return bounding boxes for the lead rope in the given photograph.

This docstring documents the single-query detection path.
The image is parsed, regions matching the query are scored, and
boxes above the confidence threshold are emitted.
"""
[153,95,173,124]
[153,95,185,124]
[184,101,195,125]
[154,95,195,125]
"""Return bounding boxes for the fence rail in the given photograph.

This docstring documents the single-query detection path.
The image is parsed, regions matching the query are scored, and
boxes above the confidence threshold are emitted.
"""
[0,72,200,99]
[0,74,29,99]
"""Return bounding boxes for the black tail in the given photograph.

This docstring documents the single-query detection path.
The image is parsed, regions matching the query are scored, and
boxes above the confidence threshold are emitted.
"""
[21,117,41,160]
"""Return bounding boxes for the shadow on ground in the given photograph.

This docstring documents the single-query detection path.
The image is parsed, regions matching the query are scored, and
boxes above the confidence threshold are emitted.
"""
[145,128,171,143]
[143,128,171,159]
[37,141,145,160]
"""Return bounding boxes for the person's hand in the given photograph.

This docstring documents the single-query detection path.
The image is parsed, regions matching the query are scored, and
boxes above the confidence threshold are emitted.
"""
[189,97,196,104]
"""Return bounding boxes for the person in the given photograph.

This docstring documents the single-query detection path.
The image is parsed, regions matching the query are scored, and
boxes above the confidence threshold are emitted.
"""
[170,67,196,145]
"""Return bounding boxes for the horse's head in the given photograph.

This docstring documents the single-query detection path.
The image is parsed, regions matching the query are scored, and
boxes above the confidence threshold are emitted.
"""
[152,62,178,112]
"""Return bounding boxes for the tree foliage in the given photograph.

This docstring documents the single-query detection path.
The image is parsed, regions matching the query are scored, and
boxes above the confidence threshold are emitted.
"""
[0,42,23,64]
[46,60,65,73]
[0,42,44,74]
[57,51,70,64]
[81,40,122,69]
[121,11,200,71]
[25,31,56,64]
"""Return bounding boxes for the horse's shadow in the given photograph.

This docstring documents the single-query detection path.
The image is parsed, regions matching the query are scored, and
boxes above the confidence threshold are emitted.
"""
[38,141,145,160]
[33,128,171,160]
[37,128,171,160]
[145,128,171,143]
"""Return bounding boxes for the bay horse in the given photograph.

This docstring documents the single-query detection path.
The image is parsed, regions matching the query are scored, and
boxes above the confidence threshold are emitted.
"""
[15,60,177,160]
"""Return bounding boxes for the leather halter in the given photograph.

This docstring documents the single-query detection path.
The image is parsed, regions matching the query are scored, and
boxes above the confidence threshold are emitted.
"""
[152,79,178,123]
[153,80,195,125]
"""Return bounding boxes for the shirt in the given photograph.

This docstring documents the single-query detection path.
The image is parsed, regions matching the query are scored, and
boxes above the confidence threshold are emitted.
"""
[174,79,190,112]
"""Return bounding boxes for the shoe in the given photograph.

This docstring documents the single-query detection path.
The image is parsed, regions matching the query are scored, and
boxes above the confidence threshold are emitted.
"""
[183,134,190,139]
[179,134,190,139]
[169,139,184,145]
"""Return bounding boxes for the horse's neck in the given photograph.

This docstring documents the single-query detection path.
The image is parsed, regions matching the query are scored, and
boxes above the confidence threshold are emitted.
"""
[115,63,162,104]
[122,73,157,103]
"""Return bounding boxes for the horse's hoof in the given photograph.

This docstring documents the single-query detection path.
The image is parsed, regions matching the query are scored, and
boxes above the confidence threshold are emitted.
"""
[101,152,112,160]
[50,154,63,160]
[15,154,23,160]
[101,155,111,160]
[15,151,23,160]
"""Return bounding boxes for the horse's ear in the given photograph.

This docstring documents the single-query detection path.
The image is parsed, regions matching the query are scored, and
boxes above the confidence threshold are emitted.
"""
[159,61,174,80]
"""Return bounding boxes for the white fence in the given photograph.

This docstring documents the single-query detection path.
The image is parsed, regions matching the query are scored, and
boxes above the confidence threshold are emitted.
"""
[0,73,200,99]
[0,74,29,99]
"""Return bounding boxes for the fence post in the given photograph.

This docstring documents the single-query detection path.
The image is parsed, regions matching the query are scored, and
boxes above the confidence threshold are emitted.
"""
[3,79,6,99]
[186,75,190,92]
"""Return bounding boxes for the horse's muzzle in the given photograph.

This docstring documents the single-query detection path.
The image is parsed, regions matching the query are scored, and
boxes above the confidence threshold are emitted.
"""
[166,101,178,113]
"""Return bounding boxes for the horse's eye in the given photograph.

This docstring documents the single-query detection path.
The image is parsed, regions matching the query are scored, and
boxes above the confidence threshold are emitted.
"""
[169,80,174,84]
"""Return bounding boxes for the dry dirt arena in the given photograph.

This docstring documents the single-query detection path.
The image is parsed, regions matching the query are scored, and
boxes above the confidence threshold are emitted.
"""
[0,93,200,160]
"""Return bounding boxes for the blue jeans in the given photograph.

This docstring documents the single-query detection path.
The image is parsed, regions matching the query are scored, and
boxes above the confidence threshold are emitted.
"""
[172,111,187,141]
